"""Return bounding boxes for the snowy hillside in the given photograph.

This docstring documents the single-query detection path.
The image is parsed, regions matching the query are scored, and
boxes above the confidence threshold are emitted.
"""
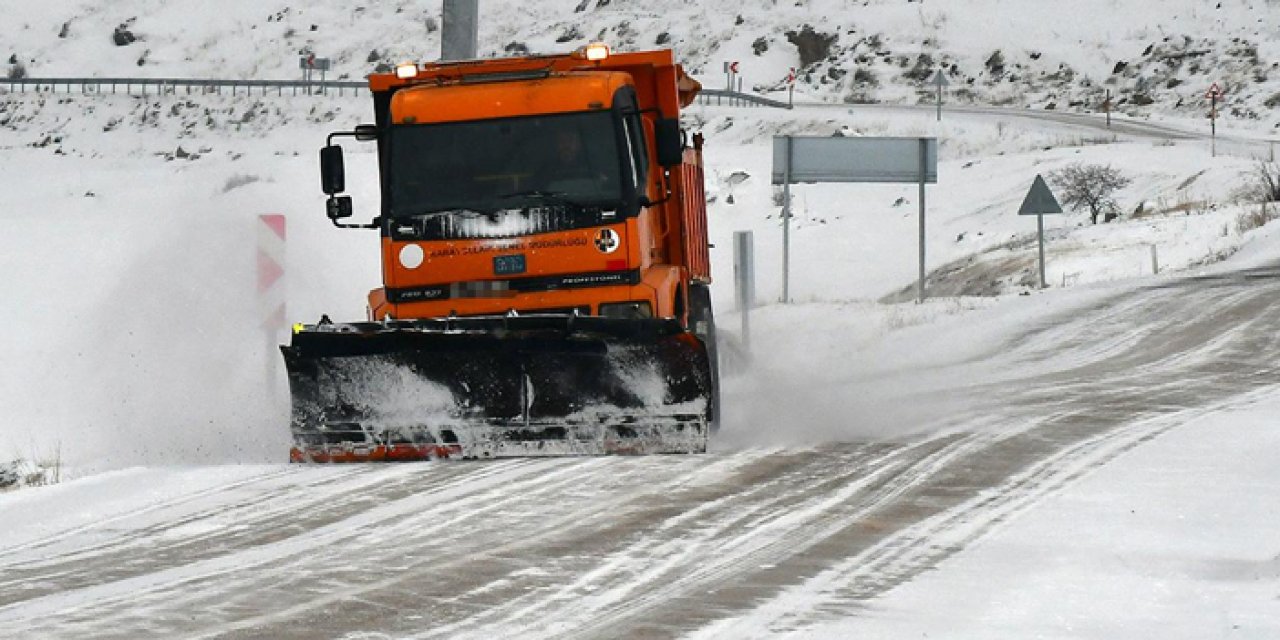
[5,0,1280,130]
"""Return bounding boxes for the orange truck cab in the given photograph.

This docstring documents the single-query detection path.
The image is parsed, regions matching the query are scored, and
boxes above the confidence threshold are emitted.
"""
[322,46,711,328]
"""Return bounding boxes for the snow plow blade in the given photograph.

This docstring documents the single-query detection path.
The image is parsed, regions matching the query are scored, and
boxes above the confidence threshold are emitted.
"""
[281,315,713,461]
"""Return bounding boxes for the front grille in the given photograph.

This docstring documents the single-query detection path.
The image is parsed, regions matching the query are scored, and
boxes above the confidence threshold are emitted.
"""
[404,206,609,240]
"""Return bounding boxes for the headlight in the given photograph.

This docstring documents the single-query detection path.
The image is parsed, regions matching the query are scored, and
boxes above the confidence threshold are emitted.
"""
[599,301,653,319]
[395,63,419,79]
[575,42,611,62]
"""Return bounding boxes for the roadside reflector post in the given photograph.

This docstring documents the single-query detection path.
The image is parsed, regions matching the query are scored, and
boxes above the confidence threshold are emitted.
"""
[1017,175,1064,288]
[258,214,288,386]
[1151,244,1160,275]
[733,231,755,348]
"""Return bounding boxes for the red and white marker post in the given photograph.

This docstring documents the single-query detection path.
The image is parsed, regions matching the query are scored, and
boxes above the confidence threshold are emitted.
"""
[257,214,287,383]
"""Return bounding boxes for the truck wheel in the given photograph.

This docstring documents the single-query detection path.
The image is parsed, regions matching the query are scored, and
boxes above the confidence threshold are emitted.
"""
[689,284,721,433]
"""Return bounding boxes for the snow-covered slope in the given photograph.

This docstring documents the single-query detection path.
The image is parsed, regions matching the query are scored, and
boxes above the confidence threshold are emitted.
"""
[6,0,1280,130]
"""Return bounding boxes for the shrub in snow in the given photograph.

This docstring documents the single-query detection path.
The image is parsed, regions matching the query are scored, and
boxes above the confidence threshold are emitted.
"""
[1048,163,1132,225]
[1234,162,1280,228]
[0,456,59,490]
[1258,162,1280,204]
[786,26,836,69]
[556,25,583,44]
[904,53,935,83]
[112,24,137,47]
[984,50,1005,78]
[0,461,18,489]
[1236,206,1276,234]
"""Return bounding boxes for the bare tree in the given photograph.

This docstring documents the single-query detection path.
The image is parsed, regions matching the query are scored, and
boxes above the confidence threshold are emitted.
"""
[1047,163,1132,224]
[1256,161,1280,206]
[1235,162,1280,231]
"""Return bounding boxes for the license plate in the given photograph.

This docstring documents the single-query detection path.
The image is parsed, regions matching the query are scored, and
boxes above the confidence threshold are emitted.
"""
[493,254,527,276]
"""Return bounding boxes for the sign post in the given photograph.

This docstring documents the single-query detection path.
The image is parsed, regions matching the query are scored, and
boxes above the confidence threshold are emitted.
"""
[772,136,938,303]
[733,231,755,347]
[299,55,332,91]
[1017,175,1064,288]
[787,67,796,107]
[917,138,928,301]
[1104,89,1112,129]
[1206,83,1223,157]
[781,135,793,302]
[442,0,479,61]
[929,69,950,122]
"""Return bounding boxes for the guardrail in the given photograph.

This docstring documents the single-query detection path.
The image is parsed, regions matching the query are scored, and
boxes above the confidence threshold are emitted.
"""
[2,77,791,108]
[3,77,370,97]
[697,89,791,109]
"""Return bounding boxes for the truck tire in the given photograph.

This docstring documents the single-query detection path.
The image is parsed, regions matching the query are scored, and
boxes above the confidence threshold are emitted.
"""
[688,284,721,433]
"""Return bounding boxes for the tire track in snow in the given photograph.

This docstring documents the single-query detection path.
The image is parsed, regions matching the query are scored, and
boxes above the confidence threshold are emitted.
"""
[0,458,583,631]
[0,461,540,604]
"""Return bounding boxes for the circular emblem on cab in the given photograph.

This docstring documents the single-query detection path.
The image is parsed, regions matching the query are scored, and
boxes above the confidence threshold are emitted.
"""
[399,244,425,269]
[594,228,620,254]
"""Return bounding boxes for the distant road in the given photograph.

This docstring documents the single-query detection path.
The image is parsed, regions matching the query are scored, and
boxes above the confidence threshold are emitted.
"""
[794,100,1277,160]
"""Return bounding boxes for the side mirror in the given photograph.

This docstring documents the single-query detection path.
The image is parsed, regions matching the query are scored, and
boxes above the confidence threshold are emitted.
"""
[655,118,683,167]
[354,124,378,141]
[326,196,353,221]
[320,145,345,195]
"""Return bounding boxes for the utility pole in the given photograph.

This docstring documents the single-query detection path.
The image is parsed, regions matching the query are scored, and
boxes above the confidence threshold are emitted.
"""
[442,0,479,61]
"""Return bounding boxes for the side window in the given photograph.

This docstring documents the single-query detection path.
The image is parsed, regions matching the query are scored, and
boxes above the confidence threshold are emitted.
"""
[623,114,649,191]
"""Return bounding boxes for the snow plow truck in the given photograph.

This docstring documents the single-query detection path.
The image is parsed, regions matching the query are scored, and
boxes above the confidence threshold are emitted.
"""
[282,45,719,462]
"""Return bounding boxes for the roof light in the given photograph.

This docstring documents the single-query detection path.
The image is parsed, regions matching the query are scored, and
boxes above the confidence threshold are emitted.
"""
[395,63,419,79]
[583,42,611,62]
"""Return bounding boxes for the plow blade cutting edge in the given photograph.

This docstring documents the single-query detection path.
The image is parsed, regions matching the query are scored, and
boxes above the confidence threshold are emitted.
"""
[281,315,713,461]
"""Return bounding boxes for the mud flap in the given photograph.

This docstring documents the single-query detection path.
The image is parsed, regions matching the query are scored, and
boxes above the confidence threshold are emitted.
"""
[281,316,713,461]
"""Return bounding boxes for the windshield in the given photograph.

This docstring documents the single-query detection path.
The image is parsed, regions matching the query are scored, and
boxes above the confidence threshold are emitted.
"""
[388,111,626,227]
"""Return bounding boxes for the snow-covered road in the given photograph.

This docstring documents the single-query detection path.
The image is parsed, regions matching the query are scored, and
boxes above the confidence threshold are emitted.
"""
[3,263,1278,639]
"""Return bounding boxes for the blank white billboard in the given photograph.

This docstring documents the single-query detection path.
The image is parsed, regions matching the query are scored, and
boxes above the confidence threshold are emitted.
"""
[772,136,937,184]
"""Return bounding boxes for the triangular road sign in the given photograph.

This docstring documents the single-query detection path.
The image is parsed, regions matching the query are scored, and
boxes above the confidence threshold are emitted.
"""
[1018,174,1063,215]
[930,69,950,87]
